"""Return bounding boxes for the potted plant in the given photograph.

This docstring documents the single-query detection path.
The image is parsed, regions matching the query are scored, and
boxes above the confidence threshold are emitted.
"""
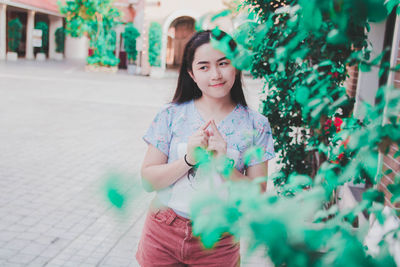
[123,23,140,75]
[7,18,22,61]
[55,27,65,60]
[35,21,48,61]
[148,22,162,77]
[85,29,120,73]
[59,0,121,72]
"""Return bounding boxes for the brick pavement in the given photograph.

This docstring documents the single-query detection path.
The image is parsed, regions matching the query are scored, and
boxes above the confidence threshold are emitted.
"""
[0,60,274,267]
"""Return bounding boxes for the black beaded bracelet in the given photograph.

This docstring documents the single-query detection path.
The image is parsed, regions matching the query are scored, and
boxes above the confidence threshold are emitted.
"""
[184,154,196,167]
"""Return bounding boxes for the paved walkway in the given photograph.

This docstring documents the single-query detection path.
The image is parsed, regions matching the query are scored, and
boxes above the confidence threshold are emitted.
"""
[0,60,274,267]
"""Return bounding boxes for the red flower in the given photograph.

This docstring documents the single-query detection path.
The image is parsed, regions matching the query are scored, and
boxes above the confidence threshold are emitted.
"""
[333,117,343,132]
[324,119,332,131]
[327,71,339,79]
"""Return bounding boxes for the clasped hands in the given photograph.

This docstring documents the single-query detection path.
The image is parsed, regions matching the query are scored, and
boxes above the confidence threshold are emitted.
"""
[186,120,227,166]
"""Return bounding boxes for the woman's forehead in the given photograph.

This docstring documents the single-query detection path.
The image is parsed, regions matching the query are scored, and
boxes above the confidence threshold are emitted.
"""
[193,43,226,63]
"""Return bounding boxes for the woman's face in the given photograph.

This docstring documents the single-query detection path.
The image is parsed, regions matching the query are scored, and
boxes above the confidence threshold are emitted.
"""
[189,43,237,101]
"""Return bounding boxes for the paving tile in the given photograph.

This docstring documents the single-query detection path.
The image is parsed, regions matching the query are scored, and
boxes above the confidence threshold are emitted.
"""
[26,256,51,267]
[22,243,48,256]
[0,247,18,258]
[5,239,30,251]
[0,231,18,243]
[17,232,41,242]
[32,235,56,246]
[62,260,83,267]
[8,253,37,264]
[3,262,25,267]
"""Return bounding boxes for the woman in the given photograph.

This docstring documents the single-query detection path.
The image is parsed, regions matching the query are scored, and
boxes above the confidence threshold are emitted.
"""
[136,30,275,266]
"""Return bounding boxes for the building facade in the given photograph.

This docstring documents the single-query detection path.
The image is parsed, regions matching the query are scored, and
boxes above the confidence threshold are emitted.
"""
[0,0,141,62]
[340,10,400,262]
[0,0,239,75]
[0,0,64,60]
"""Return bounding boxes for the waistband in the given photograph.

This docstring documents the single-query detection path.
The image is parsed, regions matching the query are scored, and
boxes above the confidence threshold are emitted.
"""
[152,207,192,227]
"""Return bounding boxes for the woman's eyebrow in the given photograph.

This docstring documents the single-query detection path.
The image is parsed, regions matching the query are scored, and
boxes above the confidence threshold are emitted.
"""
[196,57,227,65]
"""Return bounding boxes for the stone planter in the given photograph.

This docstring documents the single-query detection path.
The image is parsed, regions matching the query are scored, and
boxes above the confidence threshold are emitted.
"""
[127,64,136,75]
[85,64,118,73]
[54,53,64,61]
[6,52,18,61]
[36,53,46,61]
[150,66,164,78]
[136,66,142,75]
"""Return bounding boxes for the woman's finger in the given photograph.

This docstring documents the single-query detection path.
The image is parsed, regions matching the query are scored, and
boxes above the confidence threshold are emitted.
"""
[201,139,208,148]
[209,135,221,143]
[207,143,215,151]
[210,120,223,138]
[201,120,212,131]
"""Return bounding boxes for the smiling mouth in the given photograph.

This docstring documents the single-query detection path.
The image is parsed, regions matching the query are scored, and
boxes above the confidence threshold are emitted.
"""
[210,82,225,87]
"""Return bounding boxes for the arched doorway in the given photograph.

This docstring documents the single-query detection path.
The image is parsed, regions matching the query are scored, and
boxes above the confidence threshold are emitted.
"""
[165,16,195,69]
[161,10,199,72]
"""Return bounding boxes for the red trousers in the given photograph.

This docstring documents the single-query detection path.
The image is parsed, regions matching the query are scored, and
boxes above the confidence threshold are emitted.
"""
[136,207,240,267]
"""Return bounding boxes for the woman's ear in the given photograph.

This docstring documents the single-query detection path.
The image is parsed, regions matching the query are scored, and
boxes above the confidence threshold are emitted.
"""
[188,70,196,83]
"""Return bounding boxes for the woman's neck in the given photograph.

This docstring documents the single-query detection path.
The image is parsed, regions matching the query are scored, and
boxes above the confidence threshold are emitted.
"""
[194,96,236,122]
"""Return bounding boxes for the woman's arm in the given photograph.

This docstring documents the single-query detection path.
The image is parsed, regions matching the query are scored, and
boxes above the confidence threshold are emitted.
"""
[141,144,192,192]
[141,120,211,192]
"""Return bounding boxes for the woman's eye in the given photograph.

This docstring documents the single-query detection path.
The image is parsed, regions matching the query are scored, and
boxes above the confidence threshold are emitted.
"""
[200,66,208,70]
[220,61,229,66]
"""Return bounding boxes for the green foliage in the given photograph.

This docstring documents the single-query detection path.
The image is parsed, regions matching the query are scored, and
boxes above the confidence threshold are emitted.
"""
[86,29,119,66]
[189,0,400,266]
[55,27,65,53]
[103,172,145,220]
[148,22,162,67]
[58,0,121,66]
[123,23,140,64]
[239,0,382,183]
[35,21,49,53]
[7,18,22,53]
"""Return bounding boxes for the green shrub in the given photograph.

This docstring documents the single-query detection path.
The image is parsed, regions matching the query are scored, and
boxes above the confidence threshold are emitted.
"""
[123,23,140,64]
[35,21,49,53]
[55,27,65,53]
[7,18,22,53]
[148,22,162,67]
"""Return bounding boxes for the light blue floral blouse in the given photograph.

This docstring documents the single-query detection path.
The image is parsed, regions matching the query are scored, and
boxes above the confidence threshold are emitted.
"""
[143,99,275,217]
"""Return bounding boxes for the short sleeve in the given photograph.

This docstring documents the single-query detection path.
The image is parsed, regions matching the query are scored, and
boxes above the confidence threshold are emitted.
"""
[247,116,275,167]
[143,105,172,156]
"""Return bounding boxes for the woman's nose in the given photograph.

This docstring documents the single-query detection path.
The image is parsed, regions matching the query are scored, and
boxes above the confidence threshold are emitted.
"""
[211,66,222,79]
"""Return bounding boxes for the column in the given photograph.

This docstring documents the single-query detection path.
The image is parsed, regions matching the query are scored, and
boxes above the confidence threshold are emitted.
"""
[0,4,6,60]
[25,10,35,59]
[115,24,122,58]
[49,15,63,59]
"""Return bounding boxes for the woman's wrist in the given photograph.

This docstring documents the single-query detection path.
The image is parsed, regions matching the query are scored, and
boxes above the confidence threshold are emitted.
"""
[184,154,196,167]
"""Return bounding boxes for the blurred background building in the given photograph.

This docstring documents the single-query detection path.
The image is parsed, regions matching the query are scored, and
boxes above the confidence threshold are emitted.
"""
[0,0,242,76]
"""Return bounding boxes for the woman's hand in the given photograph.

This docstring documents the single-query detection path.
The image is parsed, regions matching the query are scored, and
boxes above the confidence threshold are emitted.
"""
[207,120,227,158]
[186,120,212,165]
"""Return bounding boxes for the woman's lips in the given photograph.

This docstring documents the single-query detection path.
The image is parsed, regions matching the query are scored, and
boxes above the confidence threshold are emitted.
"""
[210,82,225,87]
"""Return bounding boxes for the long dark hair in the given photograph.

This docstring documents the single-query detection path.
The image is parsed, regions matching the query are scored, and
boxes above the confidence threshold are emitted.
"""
[172,30,247,106]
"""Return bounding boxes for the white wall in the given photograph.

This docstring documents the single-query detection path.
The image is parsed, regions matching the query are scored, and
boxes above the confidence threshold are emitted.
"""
[0,4,6,60]
[354,21,387,117]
